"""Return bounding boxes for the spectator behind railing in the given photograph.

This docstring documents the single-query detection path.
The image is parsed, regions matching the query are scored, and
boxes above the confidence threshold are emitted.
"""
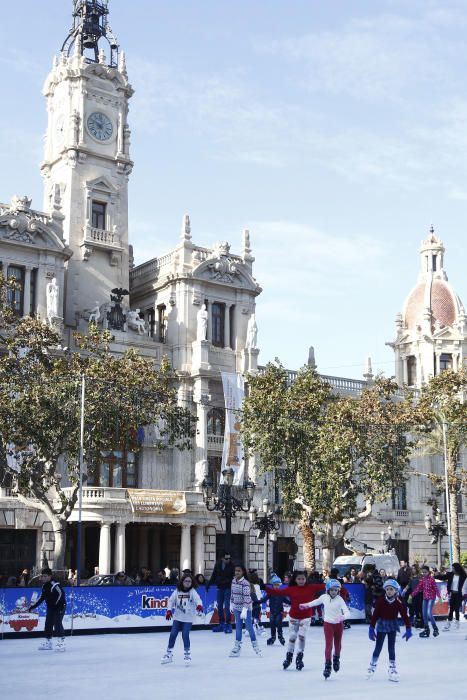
[114,571,131,586]
[195,573,207,590]
[136,567,154,585]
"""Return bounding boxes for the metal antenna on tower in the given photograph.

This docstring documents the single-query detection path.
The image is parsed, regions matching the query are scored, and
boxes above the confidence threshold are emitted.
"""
[61,1,119,67]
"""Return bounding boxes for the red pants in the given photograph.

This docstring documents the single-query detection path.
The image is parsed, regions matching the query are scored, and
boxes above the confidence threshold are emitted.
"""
[323,622,343,662]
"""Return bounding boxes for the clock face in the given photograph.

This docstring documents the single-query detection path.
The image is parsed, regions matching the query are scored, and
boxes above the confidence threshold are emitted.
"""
[87,112,113,142]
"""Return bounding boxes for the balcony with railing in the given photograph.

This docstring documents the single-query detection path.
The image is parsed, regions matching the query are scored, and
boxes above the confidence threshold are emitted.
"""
[207,434,224,452]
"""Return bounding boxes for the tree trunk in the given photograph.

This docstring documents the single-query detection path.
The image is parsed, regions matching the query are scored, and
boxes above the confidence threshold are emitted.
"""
[447,452,460,563]
[321,522,336,570]
[300,514,315,571]
[52,516,67,571]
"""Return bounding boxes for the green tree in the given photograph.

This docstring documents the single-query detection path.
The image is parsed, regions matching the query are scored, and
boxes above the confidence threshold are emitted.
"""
[242,363,414,569]
[0,274,196,569]
[415,368,467,563]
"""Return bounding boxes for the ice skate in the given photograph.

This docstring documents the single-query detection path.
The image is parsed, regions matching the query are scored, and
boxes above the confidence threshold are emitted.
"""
[453,620,459,630]
[252,640,262,656]
[295,651,304,670]
[432,625,439,637]
[229,640,241,657]
[388,661,399,682]
[184,651,191,666]
[333,655,340,672]
[278,635,285,645]
[55,637,65,652]
[366,661,377,679]
[161,650,173,664]
[323,661,332,679]
[38,639,52,651]
[266,636,275,645]
[419,625,430,637]
[443,621,451,631]
[212,623,224,632]
[224,623,232,634]
[283,651,293,670]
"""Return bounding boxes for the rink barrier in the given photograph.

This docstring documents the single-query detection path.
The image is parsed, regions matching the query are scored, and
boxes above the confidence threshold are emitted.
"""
[0,582,448,638]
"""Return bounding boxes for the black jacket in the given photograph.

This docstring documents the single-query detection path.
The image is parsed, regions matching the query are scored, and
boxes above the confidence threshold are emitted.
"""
[208,560,235,590]
[30,580,66,611]
[446,571,466,594]
[397,566,411,588]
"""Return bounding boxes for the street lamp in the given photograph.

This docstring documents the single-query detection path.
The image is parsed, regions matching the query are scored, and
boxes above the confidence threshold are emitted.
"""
[202,468,255,554]
[380,524,399,554]
[250,498,280,582]
[424,499,447,569]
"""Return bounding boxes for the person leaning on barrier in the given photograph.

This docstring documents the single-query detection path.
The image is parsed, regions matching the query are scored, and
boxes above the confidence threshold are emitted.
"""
[114,571,131,586]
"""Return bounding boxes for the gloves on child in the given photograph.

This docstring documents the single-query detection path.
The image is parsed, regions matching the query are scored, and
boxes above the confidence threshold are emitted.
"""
[368,626,377,641]
[165,610,173,621]
[240,607,248,620]
[196,605,203,615]
[402,628,412,641]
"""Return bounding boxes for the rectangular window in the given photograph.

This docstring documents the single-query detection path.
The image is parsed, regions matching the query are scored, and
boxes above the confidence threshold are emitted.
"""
[440,353,453,371]
[146,307,155,338]
[30,268,37,317]
[157,304,166,343]
[432,254,437,271]
[89,450,137,488]
[406,356,417,386]
[212,302,225,347]
[7,265,25,315]
[229,305,235,350]
[91,201,106,230]
[392,483,407,510]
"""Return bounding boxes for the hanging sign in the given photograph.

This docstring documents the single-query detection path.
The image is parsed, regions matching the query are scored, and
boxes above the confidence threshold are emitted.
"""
[127,489,186,515]
[220,372,245,486]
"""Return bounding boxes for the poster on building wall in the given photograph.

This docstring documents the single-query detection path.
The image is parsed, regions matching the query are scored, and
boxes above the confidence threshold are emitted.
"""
[220,372,245,486]
[127,489,187,515]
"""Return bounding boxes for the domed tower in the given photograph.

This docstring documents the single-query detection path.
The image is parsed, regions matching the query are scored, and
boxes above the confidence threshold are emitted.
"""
[392,228,466,387]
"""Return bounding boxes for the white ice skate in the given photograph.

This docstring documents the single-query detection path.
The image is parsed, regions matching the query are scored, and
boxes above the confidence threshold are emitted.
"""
[38,639,52,651]
[453,620,459,630]
[443,621,451,631]
[366,662,377,679]
[55,637,66,652]
[161,650,173,664]
[388,662,399,682]
[252,640,262,657]
[184,651,191,666]
[229,641,241,657]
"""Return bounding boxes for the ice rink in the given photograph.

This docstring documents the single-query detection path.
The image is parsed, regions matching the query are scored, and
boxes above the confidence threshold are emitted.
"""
[1,622,465,699]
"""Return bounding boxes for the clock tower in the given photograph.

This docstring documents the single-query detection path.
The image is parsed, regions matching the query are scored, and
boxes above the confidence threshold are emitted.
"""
[41,0,133,326]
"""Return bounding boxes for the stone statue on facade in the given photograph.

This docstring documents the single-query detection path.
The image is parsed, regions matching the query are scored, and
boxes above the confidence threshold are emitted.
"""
[196,304,208,341]
[246,313,258,350]
[88,302,101,325]
[127,309,146,335]
[46,277,59,320]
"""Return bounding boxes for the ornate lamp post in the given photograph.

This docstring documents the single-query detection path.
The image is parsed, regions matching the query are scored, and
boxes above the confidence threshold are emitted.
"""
[202,467,255,554]
[424,499,447,569]
[250,498,280,582]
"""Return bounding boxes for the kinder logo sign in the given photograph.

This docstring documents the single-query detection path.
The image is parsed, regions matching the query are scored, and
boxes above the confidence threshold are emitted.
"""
[141,595,169,610]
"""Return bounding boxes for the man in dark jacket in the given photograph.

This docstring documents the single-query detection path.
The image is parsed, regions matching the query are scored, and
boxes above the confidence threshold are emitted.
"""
[208,552,235,632]
[29,567,66,651]
[397,560,411,589]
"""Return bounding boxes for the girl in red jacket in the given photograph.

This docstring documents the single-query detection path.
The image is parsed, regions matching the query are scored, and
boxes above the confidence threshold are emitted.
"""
[409,566,439,638]
[266,570,317,671]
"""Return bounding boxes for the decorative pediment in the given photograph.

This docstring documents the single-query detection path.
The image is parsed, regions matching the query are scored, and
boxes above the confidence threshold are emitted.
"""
[192,246,261,292]
[86,176,118,194]
[0,197,70,256]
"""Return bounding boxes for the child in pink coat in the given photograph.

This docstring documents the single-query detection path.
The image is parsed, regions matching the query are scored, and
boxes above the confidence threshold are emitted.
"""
[409,566,439,638]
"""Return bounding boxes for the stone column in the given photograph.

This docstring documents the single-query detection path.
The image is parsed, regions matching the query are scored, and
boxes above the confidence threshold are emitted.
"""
[194,525,205,575]
[435,352,441,376]
[23,266,32,317]
[207,302,212,342]
[139,526,149,566]
[115,522,126,572]
[224,304,231,349]
[402,356,408,384]
[98,522,111,574]
[180,523,192,571]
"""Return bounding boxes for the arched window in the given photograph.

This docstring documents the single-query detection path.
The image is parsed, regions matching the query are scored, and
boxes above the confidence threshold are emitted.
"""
[207,408,225,435]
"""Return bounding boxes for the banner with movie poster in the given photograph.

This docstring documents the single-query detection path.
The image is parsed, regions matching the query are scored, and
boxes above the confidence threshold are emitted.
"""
[220,372,245,486]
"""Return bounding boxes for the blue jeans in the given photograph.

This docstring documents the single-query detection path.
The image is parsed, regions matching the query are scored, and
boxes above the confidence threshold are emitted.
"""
[168,620,192,651]
[372,631,396,662]
[216,587,231,625]
[422,599,435,626]
[234,609,256,642]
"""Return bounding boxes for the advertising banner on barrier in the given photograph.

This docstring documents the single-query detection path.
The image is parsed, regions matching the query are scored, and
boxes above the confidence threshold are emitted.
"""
[0,582,447,636]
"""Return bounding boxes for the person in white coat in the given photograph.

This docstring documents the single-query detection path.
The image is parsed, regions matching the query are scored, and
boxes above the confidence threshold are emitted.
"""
[300,578,350,679]
[161,574,203,666]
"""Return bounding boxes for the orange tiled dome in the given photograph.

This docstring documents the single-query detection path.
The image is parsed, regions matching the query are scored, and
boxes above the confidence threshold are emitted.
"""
[405,279,456,331]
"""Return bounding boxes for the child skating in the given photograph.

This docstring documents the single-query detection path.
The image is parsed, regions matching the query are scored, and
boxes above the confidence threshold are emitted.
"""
[299,578,350,679]
[367,578,412,682]
[266,570,316,670]
[265,574,287,646]
[28,567,66,651]
[229,564,262,658]
[161,573,203,666]
[409,565,439,638]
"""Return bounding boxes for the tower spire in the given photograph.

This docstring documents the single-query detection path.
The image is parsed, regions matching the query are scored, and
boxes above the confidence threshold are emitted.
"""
[61,1,119,67]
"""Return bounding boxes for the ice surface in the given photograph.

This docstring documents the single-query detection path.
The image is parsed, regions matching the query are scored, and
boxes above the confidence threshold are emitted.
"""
[1,622,465,699]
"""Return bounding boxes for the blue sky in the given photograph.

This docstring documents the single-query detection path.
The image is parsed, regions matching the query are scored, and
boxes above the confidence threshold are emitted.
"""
[1,1,467,378]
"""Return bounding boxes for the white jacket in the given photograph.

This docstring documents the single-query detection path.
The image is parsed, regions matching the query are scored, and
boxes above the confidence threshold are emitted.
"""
[302,593,350,624]
[168,588,203,623]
